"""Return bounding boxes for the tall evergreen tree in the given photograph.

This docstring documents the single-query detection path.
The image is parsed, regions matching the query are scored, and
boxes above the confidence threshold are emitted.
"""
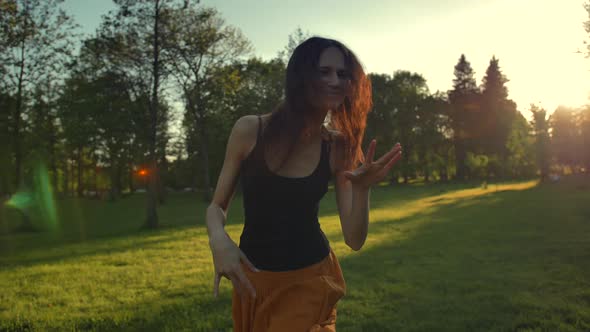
[530,105,550,181]
[550,106,579,170]
[448,54,479,180]
[480,56,518,173]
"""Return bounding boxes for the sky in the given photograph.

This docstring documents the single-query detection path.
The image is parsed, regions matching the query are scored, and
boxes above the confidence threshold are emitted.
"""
[64,0,590,118]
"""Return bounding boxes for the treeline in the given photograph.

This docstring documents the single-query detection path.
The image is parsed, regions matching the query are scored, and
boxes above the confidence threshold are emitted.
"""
[1,0,589,230]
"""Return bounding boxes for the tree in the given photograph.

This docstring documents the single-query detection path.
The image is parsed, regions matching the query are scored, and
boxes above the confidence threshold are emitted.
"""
[0,0,18,79]
[277,27,310,65]
[448,54,480,180]
[366,73,398,180]
[480,56,518,165]
[29,84,61,188]
[87,71,136,200]
[550,106,579,171]
[0,0,77,191]
[165,5,251,200]
[415,92,451,182]
[57,73,100,197]
[530,104,550,181]
[195,57,285,186]
[98,0,188,227]
[505,112,535,178]
[0,92,15,195]
[389,70,429,183]
[579,105,590,172]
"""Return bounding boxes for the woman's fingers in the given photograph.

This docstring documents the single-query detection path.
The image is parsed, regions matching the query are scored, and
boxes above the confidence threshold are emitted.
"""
[375,143,401,166]
[214,265,257,299]
[365,139,376,164]
[233,269,256,298]
[213,272,221,298]
[378,150,402,178]
[229,274,243,297]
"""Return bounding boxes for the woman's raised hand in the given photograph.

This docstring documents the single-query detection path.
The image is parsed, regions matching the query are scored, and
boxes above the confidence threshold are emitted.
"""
[343,140,402,189]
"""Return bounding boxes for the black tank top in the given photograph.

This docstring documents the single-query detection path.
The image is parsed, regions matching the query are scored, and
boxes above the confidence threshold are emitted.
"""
[238,115,332,271]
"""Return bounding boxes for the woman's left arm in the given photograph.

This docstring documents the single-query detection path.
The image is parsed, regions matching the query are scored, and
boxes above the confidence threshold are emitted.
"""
[334,139,402,251]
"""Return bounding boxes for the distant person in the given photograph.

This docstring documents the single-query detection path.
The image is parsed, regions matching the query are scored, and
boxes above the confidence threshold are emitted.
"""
[206,36,402,331]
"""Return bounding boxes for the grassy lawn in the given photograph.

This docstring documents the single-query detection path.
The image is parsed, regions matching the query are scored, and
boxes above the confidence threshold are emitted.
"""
[1,176,589,331]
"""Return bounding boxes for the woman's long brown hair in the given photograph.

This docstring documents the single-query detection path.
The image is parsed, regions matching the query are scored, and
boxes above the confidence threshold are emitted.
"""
[262,37,372,172]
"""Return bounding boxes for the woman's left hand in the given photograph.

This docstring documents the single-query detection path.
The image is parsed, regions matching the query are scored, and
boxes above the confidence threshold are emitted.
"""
[343,140,402,190]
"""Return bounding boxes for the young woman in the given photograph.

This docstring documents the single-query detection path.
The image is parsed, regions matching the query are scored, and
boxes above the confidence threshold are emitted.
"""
[206,37,402,331]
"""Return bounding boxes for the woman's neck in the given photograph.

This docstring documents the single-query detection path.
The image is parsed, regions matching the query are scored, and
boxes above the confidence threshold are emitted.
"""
[300,109,330,144]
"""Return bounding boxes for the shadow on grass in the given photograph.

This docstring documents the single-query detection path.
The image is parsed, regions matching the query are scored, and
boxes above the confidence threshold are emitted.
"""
[0,226,204,269]
[333,186,590,331]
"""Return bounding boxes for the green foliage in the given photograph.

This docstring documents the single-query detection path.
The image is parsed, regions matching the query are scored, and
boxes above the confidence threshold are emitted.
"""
[277,27,311,65]
[448,54,480,180]
[368,71,447,184]
[465,152,489,179]
[550,106,579,167]
[0,92,15,194]
[480,57,517,159]
[505,113,536,178]
[164,4,251,198]
[530,104,550,180]
[0,0,78,190]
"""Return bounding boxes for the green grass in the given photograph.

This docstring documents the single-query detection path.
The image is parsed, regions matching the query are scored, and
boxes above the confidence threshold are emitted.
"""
[1,176,590,331]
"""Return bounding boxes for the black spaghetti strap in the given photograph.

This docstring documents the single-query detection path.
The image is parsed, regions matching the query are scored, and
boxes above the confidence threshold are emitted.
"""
[323,126,332,155]
[257,115,262,141]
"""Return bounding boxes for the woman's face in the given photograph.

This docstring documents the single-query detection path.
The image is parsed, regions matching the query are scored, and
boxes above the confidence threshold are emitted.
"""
[309,47,349,111]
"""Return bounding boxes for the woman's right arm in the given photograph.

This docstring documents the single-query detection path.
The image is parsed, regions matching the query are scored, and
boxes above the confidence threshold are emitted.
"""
[206,115,260,299]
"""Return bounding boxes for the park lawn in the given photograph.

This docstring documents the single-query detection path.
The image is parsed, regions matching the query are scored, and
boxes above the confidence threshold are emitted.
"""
[1,177,589,331]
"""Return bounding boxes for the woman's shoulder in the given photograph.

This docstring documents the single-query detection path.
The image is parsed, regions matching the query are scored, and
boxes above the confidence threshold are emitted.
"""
[231,114,271,159]
[232,113,271,136]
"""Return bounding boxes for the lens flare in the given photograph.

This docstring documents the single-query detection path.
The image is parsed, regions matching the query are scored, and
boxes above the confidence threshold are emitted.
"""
[4,162,58,230]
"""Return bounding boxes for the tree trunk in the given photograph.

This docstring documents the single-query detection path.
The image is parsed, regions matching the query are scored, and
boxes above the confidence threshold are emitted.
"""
[198,109,212,201]
[49,128,57,193]
[145,158,159,228]
[144,0,161,229]
[157,156,166,205]
[77,148,83,197]
[110,160,119,202]
[13,15,29,191]
[128,160,135,193]
[440,167,448,182]
[389,173,399,186]
[63,157,69,197]
[93,159,98,198]
[455,139,466,181]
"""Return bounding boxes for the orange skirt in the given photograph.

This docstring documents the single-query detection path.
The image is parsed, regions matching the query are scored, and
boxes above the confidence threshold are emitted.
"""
[232,250,346,332]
